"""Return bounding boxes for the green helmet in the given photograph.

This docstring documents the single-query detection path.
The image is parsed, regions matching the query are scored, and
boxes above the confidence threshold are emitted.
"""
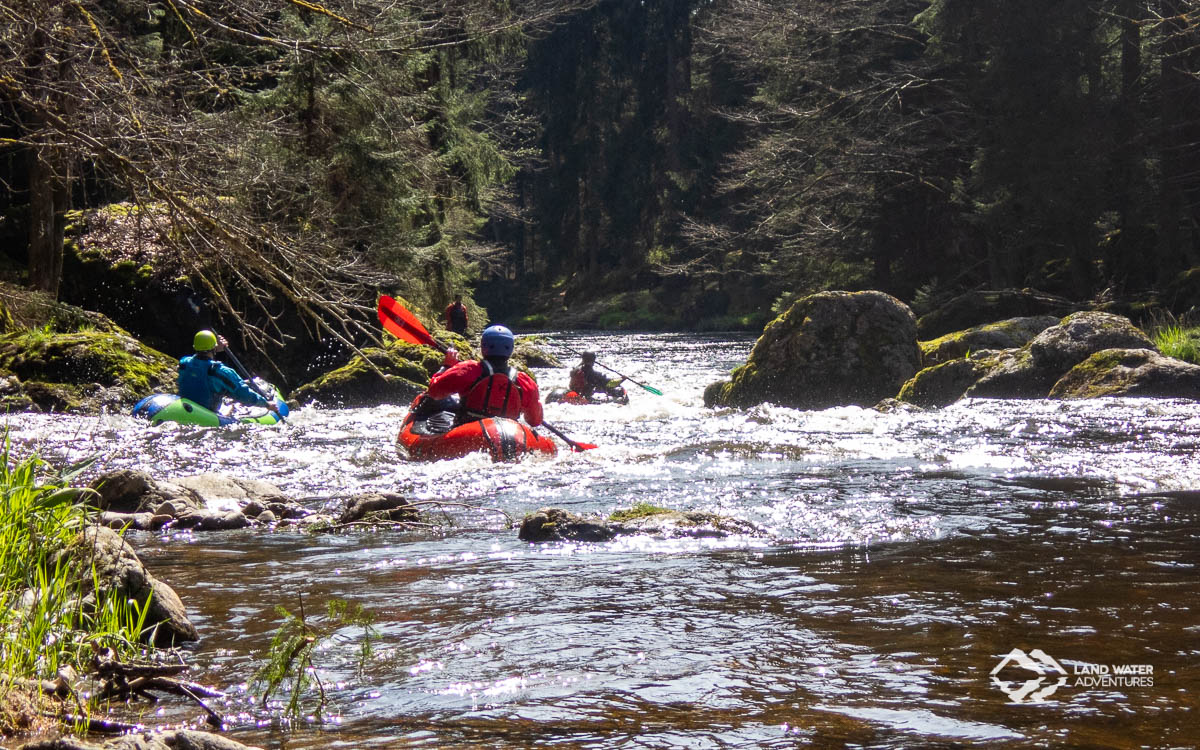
[193,330,218,352]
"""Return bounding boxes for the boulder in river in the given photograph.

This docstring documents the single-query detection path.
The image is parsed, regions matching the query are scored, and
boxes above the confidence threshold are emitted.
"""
[896,357,988,408]
[518,506,764,543]
[17,729,265,750]
[57,526,198,645]
[91,469,204,515]
[87,470,317,530]
[967,311,1155,399]
[290,340,441,408]
[704,290,920,410]
[915,288,1077,339]
[919,315,1060,367]
[1049,348,1200,399]
[337,492,417,524]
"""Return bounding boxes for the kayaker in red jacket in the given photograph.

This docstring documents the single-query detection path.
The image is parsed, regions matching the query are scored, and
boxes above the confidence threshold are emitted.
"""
[426,325,544,427]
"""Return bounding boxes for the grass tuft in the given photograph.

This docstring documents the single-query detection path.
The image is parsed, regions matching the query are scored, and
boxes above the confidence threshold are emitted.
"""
[0,436,145,733]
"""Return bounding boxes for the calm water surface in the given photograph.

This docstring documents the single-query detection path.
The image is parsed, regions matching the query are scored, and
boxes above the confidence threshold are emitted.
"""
[4,332,1199,748]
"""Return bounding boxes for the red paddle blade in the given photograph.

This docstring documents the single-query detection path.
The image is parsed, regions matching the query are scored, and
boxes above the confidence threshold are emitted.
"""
[570,442,598,451]
[378,296,441,350]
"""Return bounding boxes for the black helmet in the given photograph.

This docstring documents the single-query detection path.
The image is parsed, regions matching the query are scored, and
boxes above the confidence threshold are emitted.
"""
[582,351,596,363]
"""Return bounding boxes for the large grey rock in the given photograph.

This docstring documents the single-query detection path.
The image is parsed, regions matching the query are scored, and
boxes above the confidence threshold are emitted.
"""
[1050,348,1200,399]
[90,470,203,515]
[897,358,987,408]
[705,290,920,409]
[60,526,198,645]
[919,315,1060,367]
[170,474,289,507]
[968,311,1156,399]
[1028,311,1155,371]
[916,288,1076,338]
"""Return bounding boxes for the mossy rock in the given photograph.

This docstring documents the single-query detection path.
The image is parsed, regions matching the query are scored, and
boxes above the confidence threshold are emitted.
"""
[919,315,1060,367]
[897,359,984,408]
[916,288,1077,339]
[513,336,561,368]
[0,328,176,412]
[1049,348,1200,399]
[706,290,920,410]
[291,339,442,408]
[1028,311,1155,370]
[0,373,32,412]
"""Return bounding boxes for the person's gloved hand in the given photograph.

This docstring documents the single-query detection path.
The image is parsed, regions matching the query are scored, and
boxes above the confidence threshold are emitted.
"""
[265,400,280,414]
[443,348,459,367]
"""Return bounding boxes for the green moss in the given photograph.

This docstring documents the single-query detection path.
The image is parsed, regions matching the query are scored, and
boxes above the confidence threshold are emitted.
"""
[291,339,442,407]
[609,502,671,522]
[0,330,174,393]
[1049,349,1148,399]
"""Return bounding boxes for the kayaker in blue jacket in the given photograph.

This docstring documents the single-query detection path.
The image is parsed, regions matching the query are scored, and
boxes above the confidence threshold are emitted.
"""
[178,330,278,414]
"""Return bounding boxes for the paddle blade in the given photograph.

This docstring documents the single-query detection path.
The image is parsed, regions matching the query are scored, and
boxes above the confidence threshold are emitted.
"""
[378,296,442,350]
[639,383,664,396]
[541,421,597,452]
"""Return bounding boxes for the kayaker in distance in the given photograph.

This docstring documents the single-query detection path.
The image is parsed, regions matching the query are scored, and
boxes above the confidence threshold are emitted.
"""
[424,325,543,427]
[569,351,628,403]
[178,330,279,415]
[444,293,469,335]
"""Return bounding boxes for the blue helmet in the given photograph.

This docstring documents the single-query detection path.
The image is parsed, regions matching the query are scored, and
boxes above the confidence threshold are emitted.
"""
[481,325,515,358]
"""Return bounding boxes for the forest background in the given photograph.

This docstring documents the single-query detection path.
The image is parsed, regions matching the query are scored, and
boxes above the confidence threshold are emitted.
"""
[3,0,1200,380]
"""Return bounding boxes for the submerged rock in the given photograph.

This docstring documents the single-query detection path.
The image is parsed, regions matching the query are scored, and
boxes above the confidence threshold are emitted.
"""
[704,290,920,410]
[518,506,764,543]
[87,470,318,531]
[18,729,265,749]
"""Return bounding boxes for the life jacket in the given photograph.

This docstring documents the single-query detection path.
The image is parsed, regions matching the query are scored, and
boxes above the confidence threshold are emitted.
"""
[178,355,224,412]
[464,360,523,419]
[569,366,587,393]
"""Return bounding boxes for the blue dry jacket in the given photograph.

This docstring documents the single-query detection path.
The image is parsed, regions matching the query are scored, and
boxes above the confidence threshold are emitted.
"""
[178,355,268,412]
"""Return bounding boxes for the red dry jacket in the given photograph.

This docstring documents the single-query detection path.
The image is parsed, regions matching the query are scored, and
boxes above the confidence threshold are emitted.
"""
[427,360,544,426]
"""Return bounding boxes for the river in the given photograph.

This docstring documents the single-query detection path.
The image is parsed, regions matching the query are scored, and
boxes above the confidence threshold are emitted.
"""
[4,332,1198,748]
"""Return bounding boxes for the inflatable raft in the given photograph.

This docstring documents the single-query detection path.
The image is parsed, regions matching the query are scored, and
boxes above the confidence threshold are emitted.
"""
[132,381,289,427]
[397,398,556,462]
[544,386,629,406]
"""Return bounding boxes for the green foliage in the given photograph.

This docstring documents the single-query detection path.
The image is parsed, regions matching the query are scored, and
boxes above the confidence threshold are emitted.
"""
[255,596,377,721]
[1153,325,1200,364]
[0,440,146,726]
